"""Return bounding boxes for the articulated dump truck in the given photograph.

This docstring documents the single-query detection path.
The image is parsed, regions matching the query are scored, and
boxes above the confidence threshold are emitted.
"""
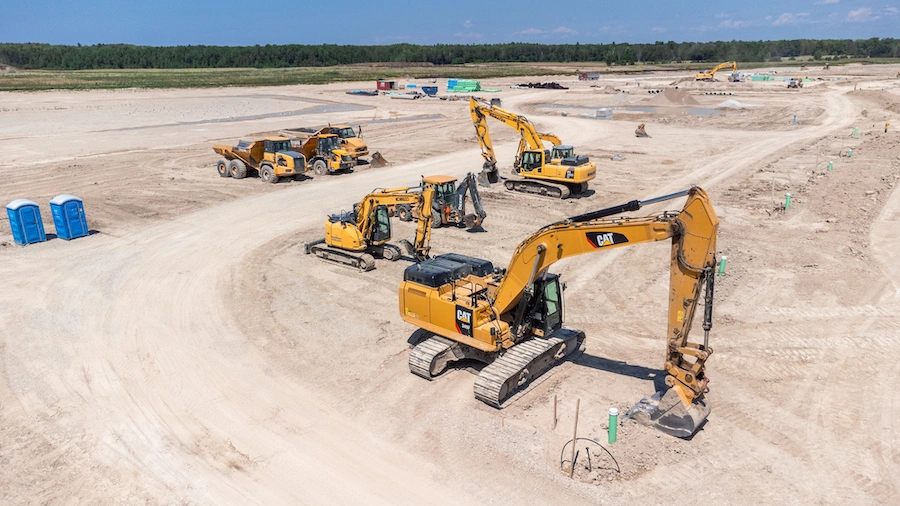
[213,137,306,184]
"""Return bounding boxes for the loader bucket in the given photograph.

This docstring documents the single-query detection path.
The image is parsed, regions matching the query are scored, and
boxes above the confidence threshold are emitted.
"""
[464,213,482,230]
[371,152,389,168]
[624,388,710,438]
[476,166,499,187]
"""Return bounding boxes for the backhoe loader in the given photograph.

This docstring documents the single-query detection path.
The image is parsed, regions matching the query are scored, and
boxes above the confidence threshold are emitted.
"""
[696,61,737,81]
[391,173,487,229]
[469,97,596,199]
[304,183,438,271]
[399,187,719,438]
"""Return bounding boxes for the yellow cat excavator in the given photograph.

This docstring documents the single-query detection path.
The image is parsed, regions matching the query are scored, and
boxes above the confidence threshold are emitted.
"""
[470,97,596,199]
[305,183,436,271]
[696,61,737,81]
[399,187,719,438]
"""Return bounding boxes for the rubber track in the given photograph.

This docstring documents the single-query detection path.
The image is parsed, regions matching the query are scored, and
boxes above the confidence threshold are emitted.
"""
[504,177,571,199]
[474,337,564,407]
[408,336,455,379]
[309,243,375,271]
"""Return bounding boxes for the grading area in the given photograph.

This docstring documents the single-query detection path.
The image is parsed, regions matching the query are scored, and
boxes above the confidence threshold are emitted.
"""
[1,64,899,504]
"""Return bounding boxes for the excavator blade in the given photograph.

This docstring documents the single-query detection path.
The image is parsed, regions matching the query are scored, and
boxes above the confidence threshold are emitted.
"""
[624,388,710,439]
[397,239,415,257]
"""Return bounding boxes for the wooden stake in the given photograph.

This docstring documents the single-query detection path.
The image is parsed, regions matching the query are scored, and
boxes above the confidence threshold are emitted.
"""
[552,394,558,430]
[568,399,580,478]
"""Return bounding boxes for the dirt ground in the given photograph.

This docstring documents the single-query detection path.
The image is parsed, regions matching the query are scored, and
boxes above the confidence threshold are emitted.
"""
[1,63,899,504]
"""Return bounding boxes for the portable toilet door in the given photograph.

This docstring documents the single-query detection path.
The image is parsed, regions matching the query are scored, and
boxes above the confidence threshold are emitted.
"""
[49,194,89,240]
[6,199,47,245]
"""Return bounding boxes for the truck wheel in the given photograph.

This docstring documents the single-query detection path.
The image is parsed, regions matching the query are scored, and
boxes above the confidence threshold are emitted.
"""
[397,205,412,222]
[229,159,247,179]
[432,212,442,228]
[260,165,278,184]
[313,159,328,175]
[217,159,229,178]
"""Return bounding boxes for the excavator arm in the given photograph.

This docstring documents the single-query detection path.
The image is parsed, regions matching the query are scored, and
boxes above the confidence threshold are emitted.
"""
[491,187,718,408]
[470,97,553,185]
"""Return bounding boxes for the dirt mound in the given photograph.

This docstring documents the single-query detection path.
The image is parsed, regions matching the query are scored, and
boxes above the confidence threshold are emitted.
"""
[645,87,700,106]
[853,89,900,114]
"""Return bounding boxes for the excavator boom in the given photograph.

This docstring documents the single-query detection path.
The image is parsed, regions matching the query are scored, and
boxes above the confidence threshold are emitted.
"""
[400,187,719,437]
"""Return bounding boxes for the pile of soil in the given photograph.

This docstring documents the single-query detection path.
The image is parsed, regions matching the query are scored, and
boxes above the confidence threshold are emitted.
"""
[645,88,700,106]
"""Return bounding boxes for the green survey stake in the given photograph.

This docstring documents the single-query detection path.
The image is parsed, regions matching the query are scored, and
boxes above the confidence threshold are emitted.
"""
[608,407,619,444]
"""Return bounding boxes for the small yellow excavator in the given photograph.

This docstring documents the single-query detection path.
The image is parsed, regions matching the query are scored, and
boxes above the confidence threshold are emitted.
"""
[399,187,719,438]
[305,184,436,270]
[696,61,737,81]
[470,97,596,199]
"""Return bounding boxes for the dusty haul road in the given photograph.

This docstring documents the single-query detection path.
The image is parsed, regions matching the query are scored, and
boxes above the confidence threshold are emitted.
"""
[2,65,900,504]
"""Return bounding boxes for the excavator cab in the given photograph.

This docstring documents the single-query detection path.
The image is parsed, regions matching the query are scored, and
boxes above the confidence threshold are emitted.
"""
[520,150,544,173]
[532,274,563,334]
[551,145,574,160]
[370,205,392,245]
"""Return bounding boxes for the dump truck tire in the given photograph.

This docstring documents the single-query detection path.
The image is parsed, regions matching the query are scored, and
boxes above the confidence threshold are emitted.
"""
[397,205,412,222]
[217,159,229,178]
[229,159,247,179]
[313,159,328,175]
[260,165,278,184]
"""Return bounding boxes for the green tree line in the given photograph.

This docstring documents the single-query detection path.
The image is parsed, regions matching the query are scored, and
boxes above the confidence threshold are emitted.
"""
[1,38,898,70]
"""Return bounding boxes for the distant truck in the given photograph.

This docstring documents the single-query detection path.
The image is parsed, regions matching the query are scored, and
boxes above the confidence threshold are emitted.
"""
[297,125,368,163]
[213,136,306,184]
[787,78,804,89]
[292,132,355,175]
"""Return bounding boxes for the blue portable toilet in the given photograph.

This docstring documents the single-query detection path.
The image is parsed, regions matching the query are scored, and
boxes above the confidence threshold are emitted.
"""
[49,194,89,240]
[6,199,47,245]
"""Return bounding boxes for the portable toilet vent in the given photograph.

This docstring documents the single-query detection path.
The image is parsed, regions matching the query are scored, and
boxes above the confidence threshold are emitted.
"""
[49,194,89,240]
[6,199,47,245]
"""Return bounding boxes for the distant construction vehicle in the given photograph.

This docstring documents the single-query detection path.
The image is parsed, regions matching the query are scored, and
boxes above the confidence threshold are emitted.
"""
[305,176,483,271]
[391,173,486,229]
[400,187,719,438]
[787,78,804,89]
[213,137,307,183]
[293,131,355,175]
[696,61,737,81]
[469,97,596,199]
[297,125,369,163]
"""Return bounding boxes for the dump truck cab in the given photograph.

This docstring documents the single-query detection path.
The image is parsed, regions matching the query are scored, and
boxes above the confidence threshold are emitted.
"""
[295,133,355,175]
[328,125,369,160]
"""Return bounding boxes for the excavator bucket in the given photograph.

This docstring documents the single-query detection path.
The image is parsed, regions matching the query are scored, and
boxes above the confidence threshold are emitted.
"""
[464,213,482,229]
[624,388,710,438]
[371,152,389,168]
[476,166,499,187]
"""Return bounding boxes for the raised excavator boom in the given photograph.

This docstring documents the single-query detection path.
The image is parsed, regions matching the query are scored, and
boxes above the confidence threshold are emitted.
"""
[400,187,719,437]
[469,97,596,198]
[305,183,435,270]
[696,61,737,81]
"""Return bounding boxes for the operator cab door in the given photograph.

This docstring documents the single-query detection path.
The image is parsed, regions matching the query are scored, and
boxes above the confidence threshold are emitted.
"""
[371,205,392,244]
[540,274,563,334]
[521,151,544,173]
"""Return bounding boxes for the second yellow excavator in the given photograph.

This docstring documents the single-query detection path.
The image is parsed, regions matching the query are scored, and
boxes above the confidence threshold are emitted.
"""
[695,61,737,81]
[470,97,596,199]
[399,187,719,437]
[305,183,436,271]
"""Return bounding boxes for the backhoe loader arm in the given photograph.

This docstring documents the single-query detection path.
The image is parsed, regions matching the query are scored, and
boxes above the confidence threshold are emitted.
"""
[491,187,718,401]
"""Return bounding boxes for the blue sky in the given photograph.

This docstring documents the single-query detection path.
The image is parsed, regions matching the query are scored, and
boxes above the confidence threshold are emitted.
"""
[1,0,897,46]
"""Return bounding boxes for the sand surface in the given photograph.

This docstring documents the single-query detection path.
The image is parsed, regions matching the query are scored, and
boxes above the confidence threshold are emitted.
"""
[2,63,900,504]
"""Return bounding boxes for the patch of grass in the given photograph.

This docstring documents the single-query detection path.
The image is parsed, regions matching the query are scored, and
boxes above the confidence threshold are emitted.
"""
[2,59,898,91]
